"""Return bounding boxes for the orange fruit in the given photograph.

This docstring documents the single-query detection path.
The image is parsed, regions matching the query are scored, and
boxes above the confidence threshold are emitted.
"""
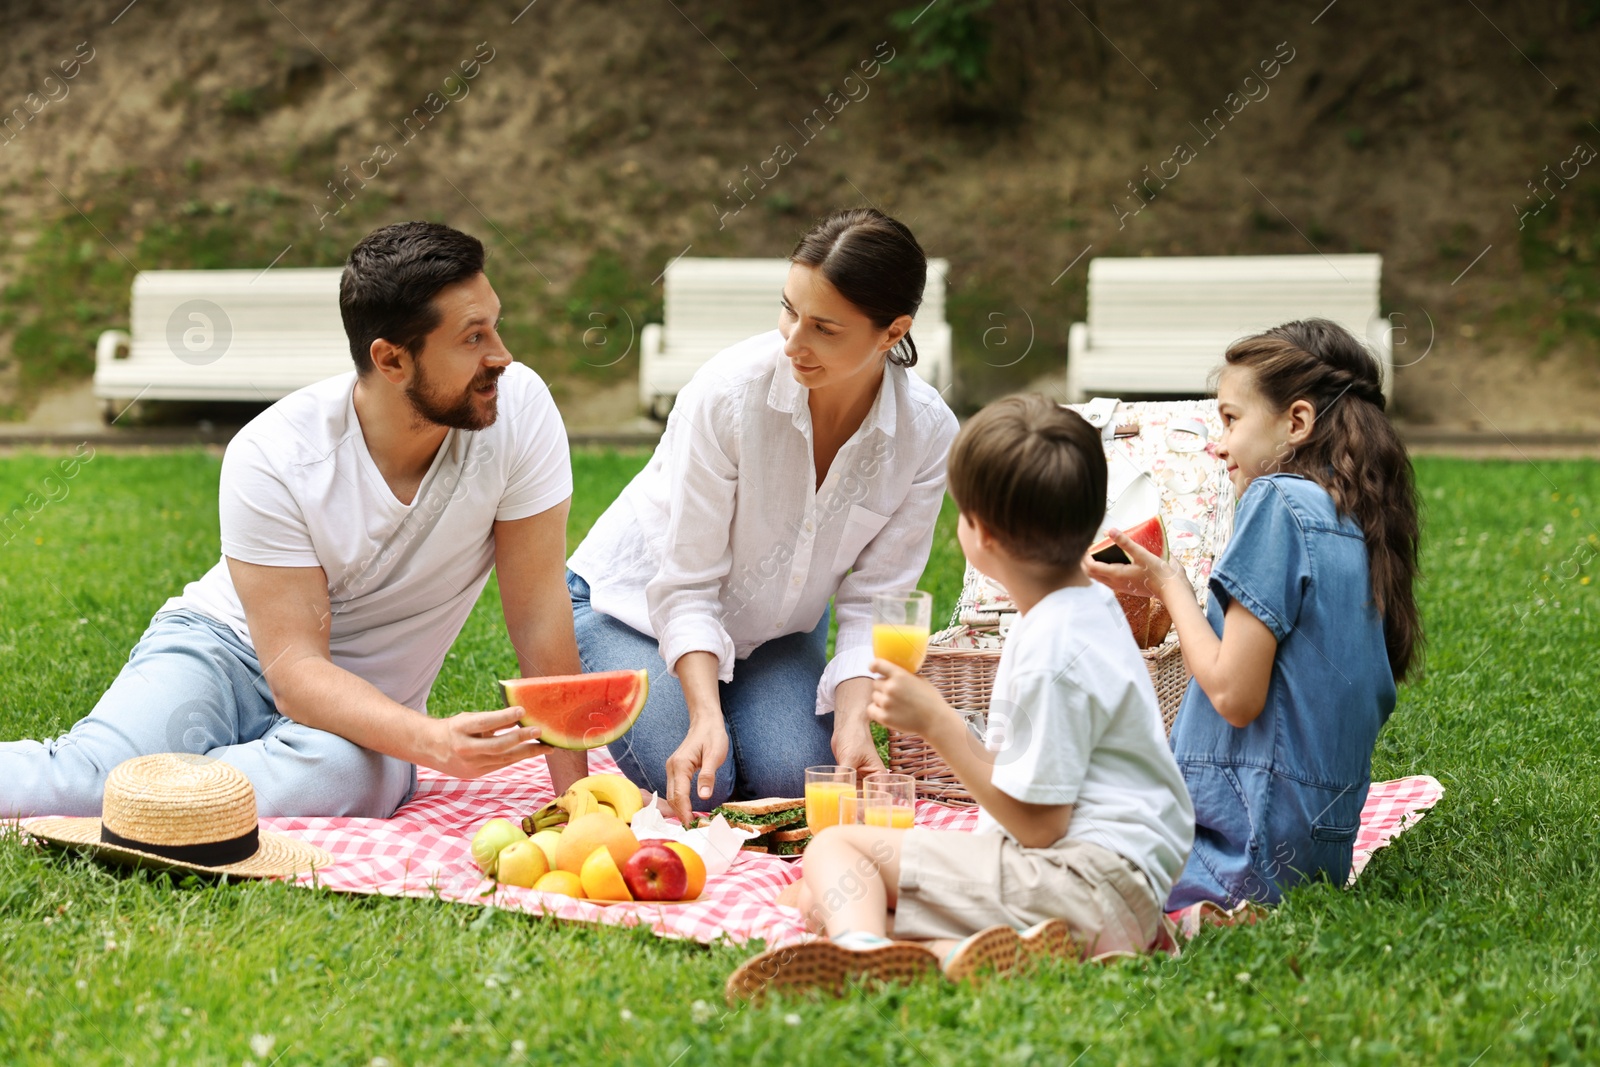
[555,812,639,875]
[580,845,633,902]
[533,870,585,898]
[663,842,706,900]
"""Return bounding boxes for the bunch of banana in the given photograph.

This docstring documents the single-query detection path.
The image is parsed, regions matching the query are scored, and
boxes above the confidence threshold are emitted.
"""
[555,774,645,824]
[521,801,569,835]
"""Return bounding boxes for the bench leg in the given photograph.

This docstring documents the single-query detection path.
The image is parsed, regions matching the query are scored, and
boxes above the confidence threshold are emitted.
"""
[102,399,143,426]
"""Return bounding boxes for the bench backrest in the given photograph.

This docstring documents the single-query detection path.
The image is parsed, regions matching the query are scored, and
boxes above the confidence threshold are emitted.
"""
[1086,254,1382,351]
[114,268,350,398]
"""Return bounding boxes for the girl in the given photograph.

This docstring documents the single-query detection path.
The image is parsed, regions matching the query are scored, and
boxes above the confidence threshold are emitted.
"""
[1089,318,1422,908]
[567,209,959,824]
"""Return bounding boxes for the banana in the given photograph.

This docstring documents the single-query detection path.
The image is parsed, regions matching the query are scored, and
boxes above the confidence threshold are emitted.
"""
[563,774,645,823]
[521,801,569,835]
[557,787,601,819]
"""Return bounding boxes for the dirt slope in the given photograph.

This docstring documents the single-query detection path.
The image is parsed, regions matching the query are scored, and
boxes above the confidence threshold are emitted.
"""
[0,0,1596,428]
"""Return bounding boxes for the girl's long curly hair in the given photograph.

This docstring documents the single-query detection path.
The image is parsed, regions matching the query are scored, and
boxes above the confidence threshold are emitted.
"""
[1223,318,1422,681]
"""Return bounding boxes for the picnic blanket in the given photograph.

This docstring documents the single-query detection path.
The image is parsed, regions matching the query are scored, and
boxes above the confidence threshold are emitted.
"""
[263,748,1444,949]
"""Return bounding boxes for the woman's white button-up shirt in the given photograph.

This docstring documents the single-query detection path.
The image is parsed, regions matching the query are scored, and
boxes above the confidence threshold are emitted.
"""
[568,330,959,715]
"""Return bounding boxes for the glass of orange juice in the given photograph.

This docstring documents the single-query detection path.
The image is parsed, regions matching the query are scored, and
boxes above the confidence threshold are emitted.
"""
[872,591,933,674]
[862,772,916,828]
[804,765,856,836]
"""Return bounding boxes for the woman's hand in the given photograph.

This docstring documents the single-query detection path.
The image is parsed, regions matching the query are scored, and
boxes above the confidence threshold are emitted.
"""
[663,718,728,825]
[868,659,957,738]
[831,722,887,781]
[1084,527,1195,603]
[831,676,886,780]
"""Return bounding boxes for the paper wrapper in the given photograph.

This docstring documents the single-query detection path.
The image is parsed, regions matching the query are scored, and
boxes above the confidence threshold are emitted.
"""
[629,802,758,879]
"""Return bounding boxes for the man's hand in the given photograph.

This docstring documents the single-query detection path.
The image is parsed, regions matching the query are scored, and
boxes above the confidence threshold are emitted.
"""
[664,717,729,825]
[868,659,957,738]
[419,706,550,780]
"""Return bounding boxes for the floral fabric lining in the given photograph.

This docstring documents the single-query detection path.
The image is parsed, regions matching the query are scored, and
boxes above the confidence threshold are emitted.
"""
[938,399,1236,650]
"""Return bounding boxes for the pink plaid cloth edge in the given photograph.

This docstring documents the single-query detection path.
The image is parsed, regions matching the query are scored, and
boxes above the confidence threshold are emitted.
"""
[259,749,1443,950]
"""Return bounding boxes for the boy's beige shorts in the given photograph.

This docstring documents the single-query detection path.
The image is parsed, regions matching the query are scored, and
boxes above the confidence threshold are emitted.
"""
[893,828,1165,954]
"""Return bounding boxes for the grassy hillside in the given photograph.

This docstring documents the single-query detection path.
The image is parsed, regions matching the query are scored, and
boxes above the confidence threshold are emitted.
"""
[1,0,1598,425]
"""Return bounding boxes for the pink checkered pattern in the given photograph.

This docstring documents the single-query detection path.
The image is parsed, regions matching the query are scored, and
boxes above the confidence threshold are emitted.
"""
[1347,773,1444,882]
[262,754,1442,950]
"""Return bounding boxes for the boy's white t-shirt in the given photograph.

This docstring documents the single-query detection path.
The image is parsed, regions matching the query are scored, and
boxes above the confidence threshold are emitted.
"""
[165,362,572,712]
[973,582,1195,902]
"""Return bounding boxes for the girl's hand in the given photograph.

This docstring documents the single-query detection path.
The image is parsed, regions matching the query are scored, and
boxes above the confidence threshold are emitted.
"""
[868,659,955,737]
[1084,528,1194,602]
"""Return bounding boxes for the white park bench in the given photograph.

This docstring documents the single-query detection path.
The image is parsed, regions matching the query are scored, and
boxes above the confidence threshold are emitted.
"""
[1064,254,1393,403]
[639,257,953,419]
[94,268,350,420]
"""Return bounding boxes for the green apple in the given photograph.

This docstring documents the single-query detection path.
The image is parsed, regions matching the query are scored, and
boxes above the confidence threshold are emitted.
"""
[471,818,528,877]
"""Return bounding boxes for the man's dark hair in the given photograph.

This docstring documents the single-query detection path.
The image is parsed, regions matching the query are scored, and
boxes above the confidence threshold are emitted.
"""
[339,221,486,374]
[946,394,1107,567]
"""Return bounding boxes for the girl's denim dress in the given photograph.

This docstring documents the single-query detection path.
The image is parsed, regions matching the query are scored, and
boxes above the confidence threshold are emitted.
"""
[1167,473,1397,909]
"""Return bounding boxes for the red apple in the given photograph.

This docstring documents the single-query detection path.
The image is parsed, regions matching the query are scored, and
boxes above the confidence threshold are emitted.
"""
[621,842,688,901]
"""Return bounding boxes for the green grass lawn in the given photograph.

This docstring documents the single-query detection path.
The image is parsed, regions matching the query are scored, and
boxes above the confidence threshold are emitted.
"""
[1,448,1597,1065]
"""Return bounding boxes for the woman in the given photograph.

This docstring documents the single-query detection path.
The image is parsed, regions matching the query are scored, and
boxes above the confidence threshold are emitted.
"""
[567,208,959,823]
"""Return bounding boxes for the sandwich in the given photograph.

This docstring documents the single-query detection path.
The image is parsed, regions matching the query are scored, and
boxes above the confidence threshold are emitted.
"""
[711,797,813,855]
[768,825,813,857]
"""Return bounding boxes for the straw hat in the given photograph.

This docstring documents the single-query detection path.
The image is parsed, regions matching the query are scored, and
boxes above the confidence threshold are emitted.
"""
[24,753,333,878]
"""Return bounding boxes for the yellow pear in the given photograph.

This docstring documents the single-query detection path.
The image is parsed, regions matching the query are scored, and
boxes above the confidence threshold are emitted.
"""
[530,829,562,870]
[495,840,549,888]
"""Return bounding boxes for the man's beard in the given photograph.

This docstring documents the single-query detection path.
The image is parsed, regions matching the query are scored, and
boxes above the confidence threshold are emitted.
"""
[406,359,502,431]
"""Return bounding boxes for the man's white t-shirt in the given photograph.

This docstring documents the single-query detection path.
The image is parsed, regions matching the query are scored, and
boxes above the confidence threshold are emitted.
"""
[973,582,1195,902]
[167,362,572,712]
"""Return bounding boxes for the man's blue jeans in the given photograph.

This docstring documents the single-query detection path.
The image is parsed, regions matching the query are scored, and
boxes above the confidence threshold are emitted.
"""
[568,570,835,808]
[0,610,416,818]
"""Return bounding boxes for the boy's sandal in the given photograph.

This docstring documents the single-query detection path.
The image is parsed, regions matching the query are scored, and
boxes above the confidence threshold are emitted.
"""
[1172,899,1271,940]
[942,921,1080,983]
[941,926,1023,984]
[725,935,940,1005]
[1018,918,1077,964]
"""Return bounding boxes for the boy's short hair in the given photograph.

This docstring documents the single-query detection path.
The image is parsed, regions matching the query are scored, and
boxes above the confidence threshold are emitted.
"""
[946,394,1107,567]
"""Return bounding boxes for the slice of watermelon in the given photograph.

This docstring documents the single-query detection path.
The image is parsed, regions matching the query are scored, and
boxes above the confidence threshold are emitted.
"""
[499,669,649,750]
[1089,514,1167,566]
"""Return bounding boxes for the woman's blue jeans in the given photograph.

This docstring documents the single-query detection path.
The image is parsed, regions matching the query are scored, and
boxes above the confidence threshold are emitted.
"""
[567,570,835,808]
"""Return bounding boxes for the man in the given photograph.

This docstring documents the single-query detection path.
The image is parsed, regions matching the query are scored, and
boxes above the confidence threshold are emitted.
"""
[0,221,586,817]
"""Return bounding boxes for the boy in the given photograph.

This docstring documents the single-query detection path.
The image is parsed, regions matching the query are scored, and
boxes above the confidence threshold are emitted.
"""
[727,395,1194,999]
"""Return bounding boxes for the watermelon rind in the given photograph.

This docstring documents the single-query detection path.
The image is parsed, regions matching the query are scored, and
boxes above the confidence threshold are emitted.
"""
[1089,514,1167,565]
[499,669,649,750]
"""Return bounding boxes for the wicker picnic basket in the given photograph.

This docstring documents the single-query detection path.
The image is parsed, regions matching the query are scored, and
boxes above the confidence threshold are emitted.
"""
[889,635,1191,806]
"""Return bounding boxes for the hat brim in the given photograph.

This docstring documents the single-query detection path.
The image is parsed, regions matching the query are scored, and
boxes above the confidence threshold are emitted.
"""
[22,817,334,879]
